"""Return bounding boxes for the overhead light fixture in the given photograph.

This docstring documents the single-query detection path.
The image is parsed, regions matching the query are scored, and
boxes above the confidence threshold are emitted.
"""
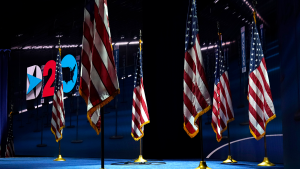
[16,34,23,37]
[129,41,139,44]
[32,46,43,49]
[232,12,236,14]
[115,42,128,45]
[208,46,214,49]
[55,44,78,48]
[121,35,125,39]
[23,46,32,49]
[224,6,229,10]
[133,36,137,39]
[128,74,132,77]
[43,46,53,49]
[56,35,63,38]
[238,15,241,18]
[242,18,245,21]
[203,43,205,45]
[214,0,219,3]
[201,47,208,51]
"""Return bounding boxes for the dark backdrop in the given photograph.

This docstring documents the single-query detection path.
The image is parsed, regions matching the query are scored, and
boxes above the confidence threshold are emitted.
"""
[278,0,300,168]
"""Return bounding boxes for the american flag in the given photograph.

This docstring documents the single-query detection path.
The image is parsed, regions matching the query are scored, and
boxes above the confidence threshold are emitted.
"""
[211,39,234,142]
[183,0,211,138]
[131,40,150,141]
[248,18,276,140]
[80,0,119,134]
[5,113,15,157]
[51,48,65,142]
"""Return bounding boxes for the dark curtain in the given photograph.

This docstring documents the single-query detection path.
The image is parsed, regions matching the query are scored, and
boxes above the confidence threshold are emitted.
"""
[0,49,10,157]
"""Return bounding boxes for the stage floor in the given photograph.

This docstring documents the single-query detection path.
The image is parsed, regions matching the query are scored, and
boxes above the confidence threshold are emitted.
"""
[0,157,284,169]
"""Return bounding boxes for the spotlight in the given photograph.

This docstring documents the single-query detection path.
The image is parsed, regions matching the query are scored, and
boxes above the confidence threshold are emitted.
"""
[214,0,219,3]
[121,35,125,39]
[238,15,241,18]
[224,6,229,10]
[133,36,137,39]
[56,35,63,38]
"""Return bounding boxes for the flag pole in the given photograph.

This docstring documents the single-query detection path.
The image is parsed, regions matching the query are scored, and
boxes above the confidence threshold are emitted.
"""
[250,1,274,166]
[196,115,211,169]
[101,107,105,168]
[54,39,66,162]
[216,22,237,164]
[134,30,147,164]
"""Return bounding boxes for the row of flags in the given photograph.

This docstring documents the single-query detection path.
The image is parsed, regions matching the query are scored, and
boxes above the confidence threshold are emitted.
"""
[184,0,276,141]
[4,0,275,156]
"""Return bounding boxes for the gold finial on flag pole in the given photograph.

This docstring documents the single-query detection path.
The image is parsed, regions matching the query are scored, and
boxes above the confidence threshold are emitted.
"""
[252,0,257,24]
[139,30,142,52]
[58,39,62,56]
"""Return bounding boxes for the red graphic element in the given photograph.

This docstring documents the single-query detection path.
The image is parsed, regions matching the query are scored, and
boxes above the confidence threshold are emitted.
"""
[42,60,56,97]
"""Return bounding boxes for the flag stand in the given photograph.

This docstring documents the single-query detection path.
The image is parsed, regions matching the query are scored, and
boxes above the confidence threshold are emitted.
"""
[34,99,40,132]
[222,124,237,163]
[54,140,66,161]
[110,96,123,139]
[196,116,211,169]
[257,135,275,166]
[100,107,105,169]
[71,96,83,143]
[66,95,75,128]
[37,106,47,147]
[134,139,147,163]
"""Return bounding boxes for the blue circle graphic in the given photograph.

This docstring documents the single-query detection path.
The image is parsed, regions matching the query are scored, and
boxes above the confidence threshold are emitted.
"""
[61,54,78,93]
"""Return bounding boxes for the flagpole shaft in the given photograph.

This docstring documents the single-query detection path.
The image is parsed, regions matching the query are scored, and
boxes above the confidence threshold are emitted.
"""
[227,124,231,156]
[140,138,142,155]
[59,140,61,155]
[199,115,204,162]
[101,107,104,169]
[264,135,267,157]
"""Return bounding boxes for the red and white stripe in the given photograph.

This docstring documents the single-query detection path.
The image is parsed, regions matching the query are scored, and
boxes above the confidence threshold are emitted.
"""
[131,78,150,141]
[248,57,275,140]
[212,71,234,142]
[51,85,65,142]
[183,35,212,138]
[80,1,94,105]
[80,0,119,135]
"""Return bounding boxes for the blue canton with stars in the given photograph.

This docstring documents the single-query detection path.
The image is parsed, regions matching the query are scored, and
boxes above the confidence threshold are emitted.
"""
[214,41,228,86]
[134,49,143,88]
[54,50,63,93]
[250,19,264,73]
[185,0,199,52]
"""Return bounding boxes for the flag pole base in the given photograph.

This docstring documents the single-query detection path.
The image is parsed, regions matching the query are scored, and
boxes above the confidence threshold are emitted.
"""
[257,157,275,166]
[195,161,211,169]
[134,155,147,163]
[222,155,237,163]
[54,155,66,161]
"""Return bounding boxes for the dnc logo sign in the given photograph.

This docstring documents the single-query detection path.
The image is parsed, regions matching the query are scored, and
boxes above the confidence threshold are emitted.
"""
[26,54,78,100]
